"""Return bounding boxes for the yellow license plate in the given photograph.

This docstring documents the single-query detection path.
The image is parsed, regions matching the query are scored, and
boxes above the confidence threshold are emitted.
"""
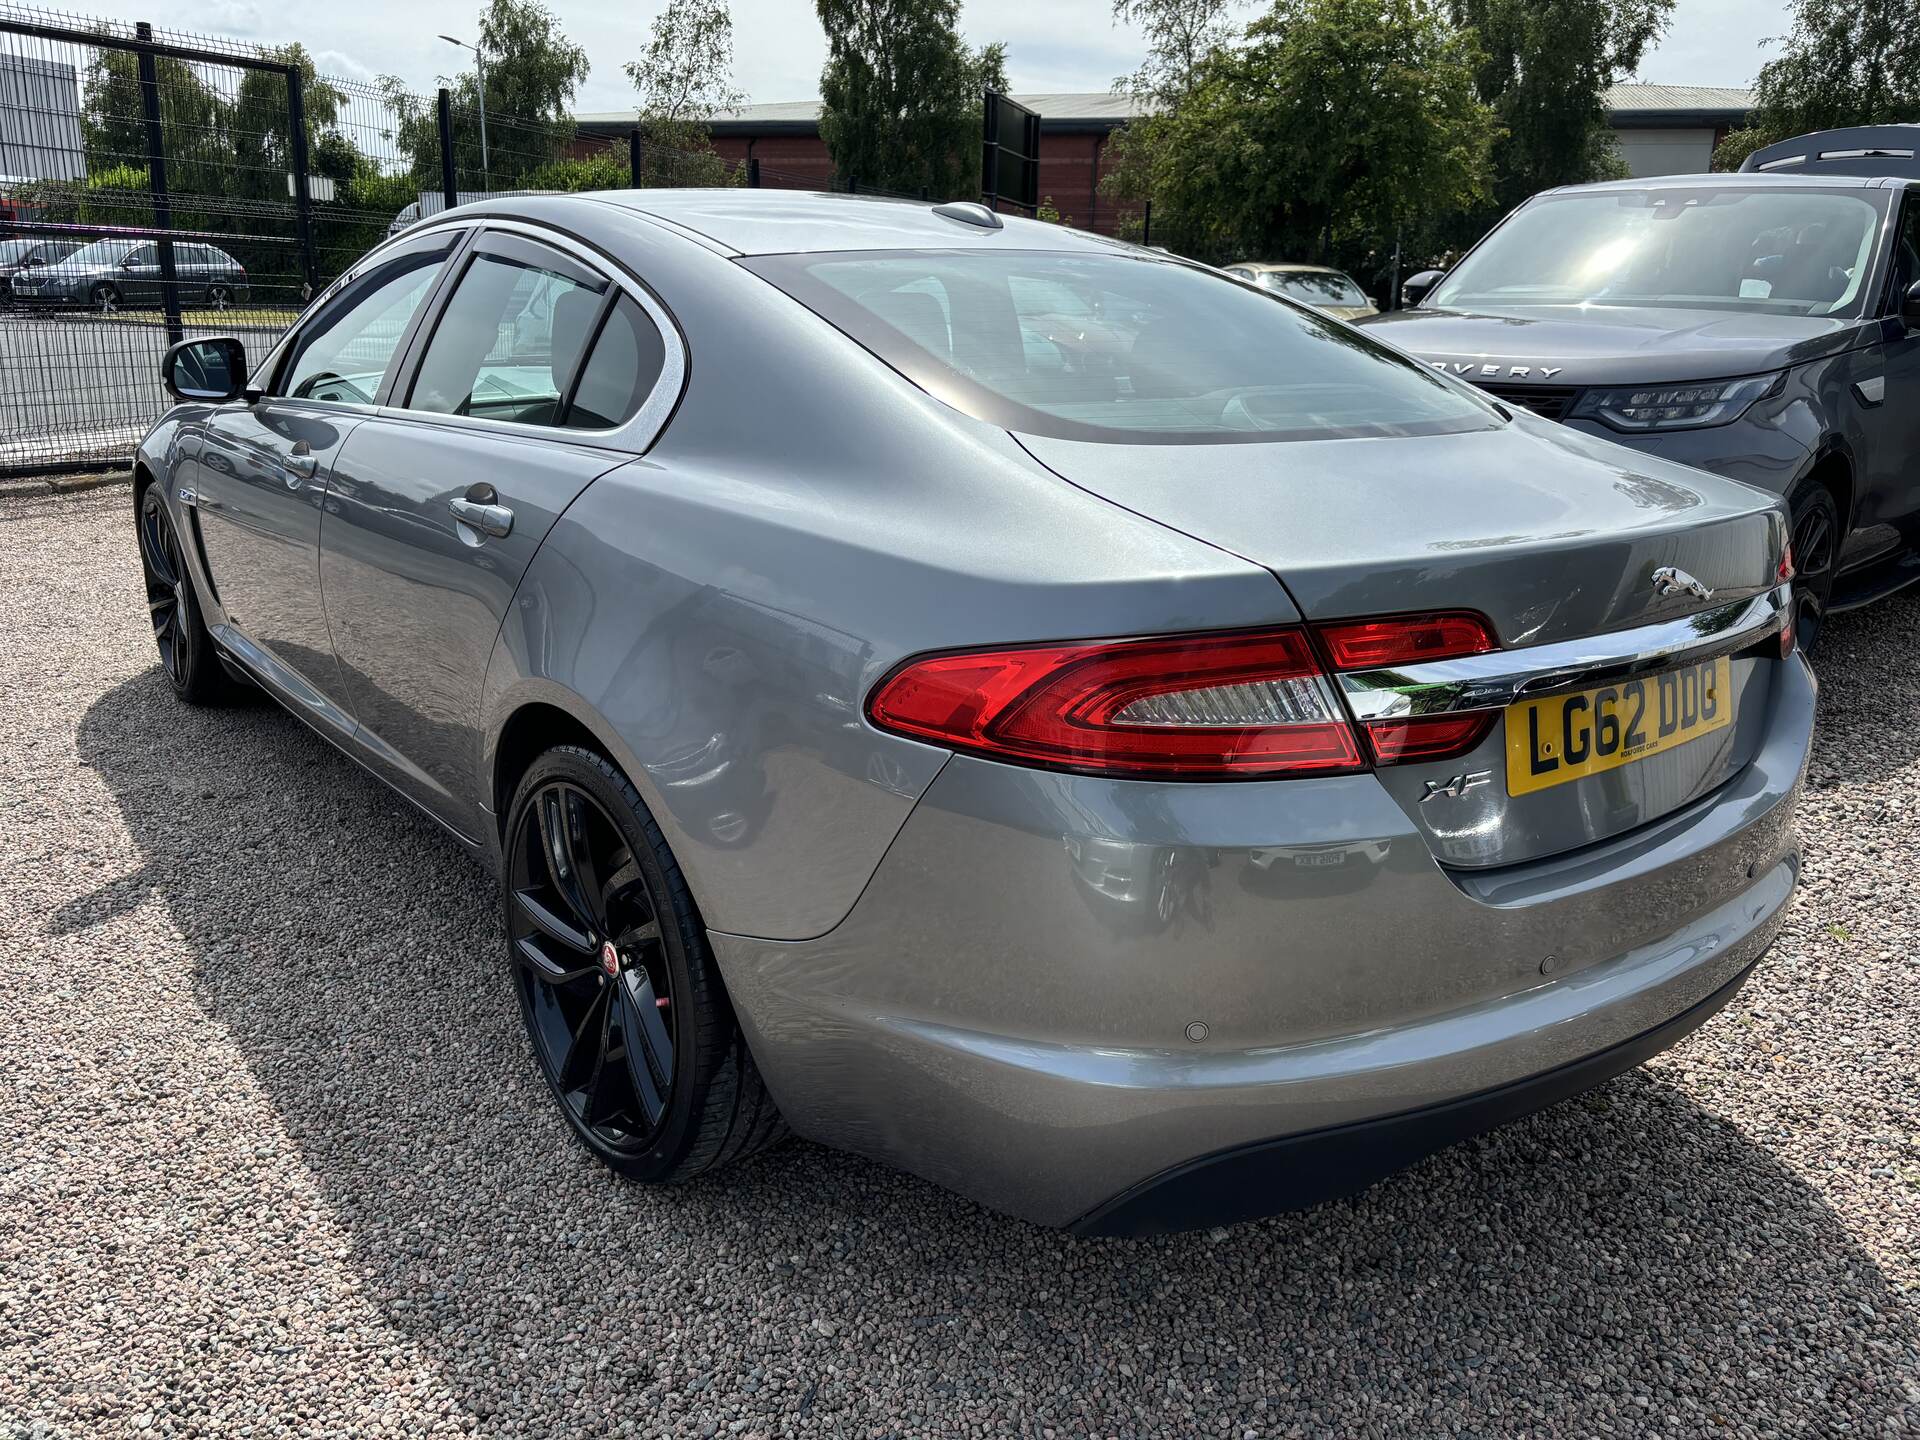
[1505,655,1732,796]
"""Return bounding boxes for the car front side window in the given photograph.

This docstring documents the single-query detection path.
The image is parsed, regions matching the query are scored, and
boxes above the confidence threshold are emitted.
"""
[278,237,458,407]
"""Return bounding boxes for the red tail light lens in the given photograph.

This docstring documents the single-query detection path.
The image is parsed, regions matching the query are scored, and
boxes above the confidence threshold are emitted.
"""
[1361,711,1498,764]
[1318,612,1495,671]
[1317,610,1500,765]
[1777,540,1795,584]
[867,628,1365,778]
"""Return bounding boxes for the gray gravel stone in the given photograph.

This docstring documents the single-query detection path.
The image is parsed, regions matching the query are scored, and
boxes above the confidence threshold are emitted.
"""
[2,485,1916,1437]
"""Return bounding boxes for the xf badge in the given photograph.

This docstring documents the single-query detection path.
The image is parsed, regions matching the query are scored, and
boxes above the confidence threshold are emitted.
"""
[1421,770,1492,802]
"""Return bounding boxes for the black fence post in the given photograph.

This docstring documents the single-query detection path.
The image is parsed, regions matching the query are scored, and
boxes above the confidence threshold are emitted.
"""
[629,127,643,188]
[847,175,858,195]
[746,156,760,188]
[1142,199,1153,248]
[135,22,182,344]
[437,88,458,214]
[288,66,316,301]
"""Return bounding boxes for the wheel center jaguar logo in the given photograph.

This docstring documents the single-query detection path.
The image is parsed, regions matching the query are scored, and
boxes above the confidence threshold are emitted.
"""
[1652,566,1714,601]
[599,940,620,978]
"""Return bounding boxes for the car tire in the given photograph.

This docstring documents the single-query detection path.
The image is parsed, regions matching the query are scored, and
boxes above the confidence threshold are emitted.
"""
[207,283,232,310]
[1785,476,1839,655]
[90,282,119,316]
[503,744,788,1183]
[137,481,240,705]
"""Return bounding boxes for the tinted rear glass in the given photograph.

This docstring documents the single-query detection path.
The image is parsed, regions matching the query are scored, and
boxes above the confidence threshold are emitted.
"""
[746,249,1498,445]
[566,295,666,429]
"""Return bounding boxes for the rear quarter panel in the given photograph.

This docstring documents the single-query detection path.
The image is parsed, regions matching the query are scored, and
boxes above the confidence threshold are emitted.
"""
[478,219,1299,940]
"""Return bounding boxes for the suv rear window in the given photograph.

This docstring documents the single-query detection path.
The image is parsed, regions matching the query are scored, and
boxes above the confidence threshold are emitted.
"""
[746,249,1498,445]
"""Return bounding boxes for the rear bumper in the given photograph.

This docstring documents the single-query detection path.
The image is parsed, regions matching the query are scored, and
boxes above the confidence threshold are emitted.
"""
[713,653,1814,1230]
[1074,954,1758,1235]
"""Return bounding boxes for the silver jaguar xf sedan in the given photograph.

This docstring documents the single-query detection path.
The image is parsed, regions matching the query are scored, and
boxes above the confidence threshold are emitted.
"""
[134,191,1813,1234]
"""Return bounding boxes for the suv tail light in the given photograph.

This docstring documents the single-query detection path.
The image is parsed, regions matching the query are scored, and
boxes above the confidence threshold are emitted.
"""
[867,613,1500,780]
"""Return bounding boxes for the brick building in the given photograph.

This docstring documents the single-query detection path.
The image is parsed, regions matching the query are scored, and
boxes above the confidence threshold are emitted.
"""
[577,92,1147,234]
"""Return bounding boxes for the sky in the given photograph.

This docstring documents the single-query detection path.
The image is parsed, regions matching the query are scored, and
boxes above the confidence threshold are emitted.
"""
[109,0,1793,114]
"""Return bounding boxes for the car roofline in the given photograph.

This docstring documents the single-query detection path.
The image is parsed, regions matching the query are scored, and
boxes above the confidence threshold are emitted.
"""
[1536,172,1896,197]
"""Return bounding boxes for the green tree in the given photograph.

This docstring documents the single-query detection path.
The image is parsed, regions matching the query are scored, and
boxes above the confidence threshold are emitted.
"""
[1112,0,1234,104]
[1713,0,1920,169]
[1446,0,1670,208]
[231,44,351,203]
[1117,0,1497,267]
[624,0,744,185]
[380,0,589,184]
[80,48,230,195]
[815,0,1008,197]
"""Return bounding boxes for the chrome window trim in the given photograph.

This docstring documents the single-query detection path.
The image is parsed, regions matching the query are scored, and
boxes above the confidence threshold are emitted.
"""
[1339,585,1791,721]
[379,215,686,453]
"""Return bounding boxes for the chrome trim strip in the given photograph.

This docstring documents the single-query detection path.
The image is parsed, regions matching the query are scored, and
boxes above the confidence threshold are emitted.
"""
[1338,585,1790,720]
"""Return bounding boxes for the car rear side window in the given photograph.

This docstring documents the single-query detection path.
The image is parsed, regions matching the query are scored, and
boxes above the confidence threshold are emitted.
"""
[406,245,610,427]
[564,295,666,429]
[746,249,1497,445]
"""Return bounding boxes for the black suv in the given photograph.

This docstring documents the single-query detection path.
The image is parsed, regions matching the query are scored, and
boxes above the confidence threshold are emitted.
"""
[1363,125,1920,649]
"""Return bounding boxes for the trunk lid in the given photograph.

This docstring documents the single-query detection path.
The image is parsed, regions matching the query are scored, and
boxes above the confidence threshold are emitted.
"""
[1016,416,1790,869]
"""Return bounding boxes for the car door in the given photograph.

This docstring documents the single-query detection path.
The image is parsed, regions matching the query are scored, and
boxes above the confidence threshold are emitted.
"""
[1863,191,1920,545]
[117,242,161,307]
[185,227,465,730]
[318,225,677,840]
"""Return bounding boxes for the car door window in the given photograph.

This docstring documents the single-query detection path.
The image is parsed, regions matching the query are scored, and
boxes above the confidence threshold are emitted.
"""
[405,239,610,426]
[279,237,456,406]
[564,295,667,429]
[1885,198,1920,311]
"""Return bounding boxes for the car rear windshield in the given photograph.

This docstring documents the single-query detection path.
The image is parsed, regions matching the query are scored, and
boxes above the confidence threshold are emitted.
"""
[1261,270,1369,308]
[1430,187,1887,316]
[746,249,1498,445]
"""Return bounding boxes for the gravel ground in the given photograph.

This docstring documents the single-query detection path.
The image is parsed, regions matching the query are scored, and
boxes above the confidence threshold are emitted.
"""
[3,484,1917,1439]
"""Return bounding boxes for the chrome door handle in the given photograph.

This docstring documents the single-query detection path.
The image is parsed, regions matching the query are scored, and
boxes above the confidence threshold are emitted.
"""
[449,497,514,538]
[285,442,318,485]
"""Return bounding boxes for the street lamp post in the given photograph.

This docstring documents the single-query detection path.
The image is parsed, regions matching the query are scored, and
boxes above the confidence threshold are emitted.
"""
[437,33,488,180]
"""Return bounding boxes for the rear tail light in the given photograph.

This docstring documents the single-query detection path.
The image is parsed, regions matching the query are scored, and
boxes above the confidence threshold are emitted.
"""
[867,612,1501,780]
[1777,539,1795,584]
[1363,711,1498,763]
[1318,612,1494,671]
[867,628,1363,778]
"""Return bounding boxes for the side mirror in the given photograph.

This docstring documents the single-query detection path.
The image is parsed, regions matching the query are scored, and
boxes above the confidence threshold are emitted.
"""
[161,335,248,403]
[1401,269,1445,308]
[1903,279,1920,321]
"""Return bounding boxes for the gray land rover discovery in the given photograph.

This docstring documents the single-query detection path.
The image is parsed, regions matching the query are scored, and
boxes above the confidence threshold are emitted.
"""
[1364,125,1920,650]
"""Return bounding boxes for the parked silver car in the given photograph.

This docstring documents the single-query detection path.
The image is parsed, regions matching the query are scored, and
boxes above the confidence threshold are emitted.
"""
[12,236,248,312]
[133,191,1813,1234]
[0,235,83,296]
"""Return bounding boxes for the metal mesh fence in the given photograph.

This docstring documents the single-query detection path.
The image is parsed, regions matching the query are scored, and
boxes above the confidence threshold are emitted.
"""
[0,4,906,475]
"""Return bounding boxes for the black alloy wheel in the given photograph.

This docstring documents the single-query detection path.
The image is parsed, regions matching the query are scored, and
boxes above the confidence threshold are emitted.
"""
[1786,477,1839,656]
[137,483,235,704]
[504,746,786,1181]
